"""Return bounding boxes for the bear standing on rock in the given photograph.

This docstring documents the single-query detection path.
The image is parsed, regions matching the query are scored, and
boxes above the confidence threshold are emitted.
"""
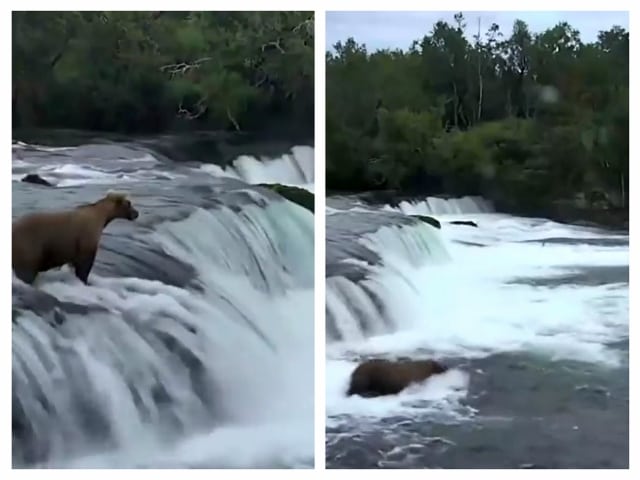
[347,358,448,397]
[12,193,139,285]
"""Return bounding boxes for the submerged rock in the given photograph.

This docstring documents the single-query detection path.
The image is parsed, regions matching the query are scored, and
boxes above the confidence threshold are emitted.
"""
[449,220,478,227]
[410,214,441,229]
[258,183,314,212]
[21,174,54,187]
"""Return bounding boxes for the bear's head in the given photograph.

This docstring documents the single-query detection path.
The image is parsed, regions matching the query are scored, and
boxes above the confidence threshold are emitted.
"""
[105,192,139,220]
[429,360,447,374]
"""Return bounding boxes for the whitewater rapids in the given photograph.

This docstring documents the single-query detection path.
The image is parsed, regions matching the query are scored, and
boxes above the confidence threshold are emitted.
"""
[12,139,315,468]
[325,195,628,468]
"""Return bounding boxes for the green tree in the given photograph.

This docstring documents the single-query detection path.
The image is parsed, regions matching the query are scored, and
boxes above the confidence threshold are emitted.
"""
[12,11,314,135]
[326,13,628,223]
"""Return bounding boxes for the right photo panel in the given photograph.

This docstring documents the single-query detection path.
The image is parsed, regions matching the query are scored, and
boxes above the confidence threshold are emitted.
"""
[325,11,629,469]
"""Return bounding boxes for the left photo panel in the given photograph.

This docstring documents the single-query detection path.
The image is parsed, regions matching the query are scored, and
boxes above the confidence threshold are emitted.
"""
[12,11,314,468]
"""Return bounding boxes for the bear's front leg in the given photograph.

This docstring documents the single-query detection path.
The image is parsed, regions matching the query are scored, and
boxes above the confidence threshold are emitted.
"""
[73,249,97,285]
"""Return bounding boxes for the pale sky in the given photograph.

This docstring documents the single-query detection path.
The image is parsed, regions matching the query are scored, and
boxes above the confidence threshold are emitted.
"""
[326,11,629,51]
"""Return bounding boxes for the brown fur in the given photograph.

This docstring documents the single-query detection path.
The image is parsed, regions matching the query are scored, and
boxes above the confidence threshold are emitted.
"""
[346,358,448,397]
[12,193,139,285]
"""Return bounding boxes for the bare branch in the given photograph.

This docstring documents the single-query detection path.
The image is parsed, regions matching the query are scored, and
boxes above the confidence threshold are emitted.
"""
[253,70,269,88]
[160,57,212,76]
[261,40,285,54]
[193,57,212,65]
[177,98,208,120]
[226,107,241,131]
[49,49,65,69]
[161,63,191,76]
[292,17,313,36]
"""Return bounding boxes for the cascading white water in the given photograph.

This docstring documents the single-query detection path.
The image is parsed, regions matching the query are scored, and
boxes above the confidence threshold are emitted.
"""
[326,198,629,434]
[383,195,493,216]
[13,200,314,468]
[12,142,315,192]
[326,221,449,342]
[200,146,314,191]
[12,139,315,468]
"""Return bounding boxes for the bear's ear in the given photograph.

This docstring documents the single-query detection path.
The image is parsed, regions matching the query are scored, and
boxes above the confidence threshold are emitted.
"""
[106,192,127,204]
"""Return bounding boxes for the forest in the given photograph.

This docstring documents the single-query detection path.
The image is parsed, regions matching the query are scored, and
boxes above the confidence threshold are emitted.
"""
[13,12,314,138]
[326,14,628,224]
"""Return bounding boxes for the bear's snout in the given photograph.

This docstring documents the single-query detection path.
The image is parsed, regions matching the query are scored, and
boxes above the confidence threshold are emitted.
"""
[128,208,139,220]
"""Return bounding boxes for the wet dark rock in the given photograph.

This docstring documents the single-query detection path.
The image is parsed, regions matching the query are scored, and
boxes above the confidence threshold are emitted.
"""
[258,183,314,212]
[410,215,441,229]
[449,220,478,227]
[21,174,54,187]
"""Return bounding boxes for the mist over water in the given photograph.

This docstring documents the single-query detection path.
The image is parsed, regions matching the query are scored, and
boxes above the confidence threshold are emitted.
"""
[12,139,315,468]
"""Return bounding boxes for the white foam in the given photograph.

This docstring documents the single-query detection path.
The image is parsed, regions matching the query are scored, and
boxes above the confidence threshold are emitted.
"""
[58,419,313,468]
[13,141,77,152]
[326,212,629,423]
[13,160,183,187]
[326,360,470,427]
[384,196,493,216]
[13,202,313,467]
[200,146,314,191]
[12,140,314,190]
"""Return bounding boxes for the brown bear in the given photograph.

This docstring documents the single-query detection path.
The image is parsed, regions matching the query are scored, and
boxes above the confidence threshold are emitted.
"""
[12,192,139,285]
[346,358,448,397]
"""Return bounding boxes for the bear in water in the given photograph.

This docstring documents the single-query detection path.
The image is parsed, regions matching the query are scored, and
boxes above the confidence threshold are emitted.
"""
[12,192,139,285]
[346,358,448,397]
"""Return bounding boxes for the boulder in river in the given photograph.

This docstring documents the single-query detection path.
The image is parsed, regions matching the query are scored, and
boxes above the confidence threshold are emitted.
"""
[411,214,441,229]
[21,174,54,187]
[449,220,478,227]
[258,183,314,213]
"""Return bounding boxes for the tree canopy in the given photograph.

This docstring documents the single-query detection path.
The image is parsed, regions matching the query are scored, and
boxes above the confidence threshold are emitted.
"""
[326,14,628,218]
[13,11,314,136]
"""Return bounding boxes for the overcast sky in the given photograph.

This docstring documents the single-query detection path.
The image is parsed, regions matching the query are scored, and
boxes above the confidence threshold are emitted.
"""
[326,11,629,51]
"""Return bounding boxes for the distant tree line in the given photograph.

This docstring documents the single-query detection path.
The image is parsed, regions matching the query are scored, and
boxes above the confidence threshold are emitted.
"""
[13,11,314,137]
[327,13,628,219]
